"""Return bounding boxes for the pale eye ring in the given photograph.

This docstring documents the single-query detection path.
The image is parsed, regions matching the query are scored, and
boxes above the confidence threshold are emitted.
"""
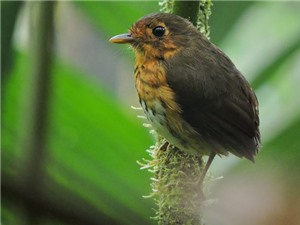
[152,26,165,37]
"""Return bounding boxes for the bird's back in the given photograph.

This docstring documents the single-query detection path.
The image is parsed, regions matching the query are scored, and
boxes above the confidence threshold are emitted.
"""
[165,35,260,161]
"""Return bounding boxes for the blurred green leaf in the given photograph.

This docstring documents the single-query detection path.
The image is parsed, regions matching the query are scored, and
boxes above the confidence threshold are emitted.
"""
[252,38,300,90]
[209,1,254,44]
[47,60,155,224]
[74,1,159,38]
[2,51,155,224]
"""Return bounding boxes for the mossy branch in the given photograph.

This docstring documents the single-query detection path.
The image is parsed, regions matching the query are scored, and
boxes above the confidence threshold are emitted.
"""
[159,0,211,37]
[173,1,201,26]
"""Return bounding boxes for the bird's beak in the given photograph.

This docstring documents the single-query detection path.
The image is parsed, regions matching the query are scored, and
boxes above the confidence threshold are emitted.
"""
[109,33,135,44]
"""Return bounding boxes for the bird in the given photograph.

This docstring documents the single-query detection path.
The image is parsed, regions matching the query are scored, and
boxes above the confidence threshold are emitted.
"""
[109,12,260,181]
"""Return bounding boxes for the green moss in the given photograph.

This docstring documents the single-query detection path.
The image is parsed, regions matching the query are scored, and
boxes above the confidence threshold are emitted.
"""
[159,0,174,13]
[197,0,212,37]
[149,141,206,225]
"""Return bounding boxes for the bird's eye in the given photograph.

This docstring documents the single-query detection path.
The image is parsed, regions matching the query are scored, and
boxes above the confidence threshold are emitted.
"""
[152,26,165,37]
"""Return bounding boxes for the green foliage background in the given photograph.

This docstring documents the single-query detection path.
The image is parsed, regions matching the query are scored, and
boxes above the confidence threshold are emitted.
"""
[2,1,300,225]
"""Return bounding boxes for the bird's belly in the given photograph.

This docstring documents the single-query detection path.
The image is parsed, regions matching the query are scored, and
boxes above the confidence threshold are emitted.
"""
[140,99,168,133]
[140,99,201,154]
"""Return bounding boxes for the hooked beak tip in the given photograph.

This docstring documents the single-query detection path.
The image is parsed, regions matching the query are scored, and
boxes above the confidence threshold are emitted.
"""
[109,33,135,44]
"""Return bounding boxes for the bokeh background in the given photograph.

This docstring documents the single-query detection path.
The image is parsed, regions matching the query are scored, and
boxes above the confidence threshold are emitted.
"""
[2,1,300,225]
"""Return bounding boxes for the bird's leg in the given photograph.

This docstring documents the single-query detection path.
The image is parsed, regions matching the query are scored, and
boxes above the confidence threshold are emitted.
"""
[199,152,216,187]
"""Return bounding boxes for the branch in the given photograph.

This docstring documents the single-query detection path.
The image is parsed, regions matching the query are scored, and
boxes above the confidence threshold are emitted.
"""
[1,2,23,82]
[173,1,200,26]
[16,2,55,224]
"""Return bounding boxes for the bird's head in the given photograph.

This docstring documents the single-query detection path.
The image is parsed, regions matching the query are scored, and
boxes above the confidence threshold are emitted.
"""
[109,13,199,60]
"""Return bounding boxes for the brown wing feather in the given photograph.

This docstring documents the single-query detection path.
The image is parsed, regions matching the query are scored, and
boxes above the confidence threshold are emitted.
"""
[165,37,260,160]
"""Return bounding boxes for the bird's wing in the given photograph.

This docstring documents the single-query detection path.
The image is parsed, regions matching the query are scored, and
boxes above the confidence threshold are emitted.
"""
[165,45,260,160]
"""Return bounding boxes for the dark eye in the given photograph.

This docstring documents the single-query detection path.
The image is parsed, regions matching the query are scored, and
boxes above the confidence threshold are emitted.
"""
[152,26,165,37]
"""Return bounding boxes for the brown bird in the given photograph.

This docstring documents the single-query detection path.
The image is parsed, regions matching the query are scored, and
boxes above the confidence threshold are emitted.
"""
[110,13,260,179]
